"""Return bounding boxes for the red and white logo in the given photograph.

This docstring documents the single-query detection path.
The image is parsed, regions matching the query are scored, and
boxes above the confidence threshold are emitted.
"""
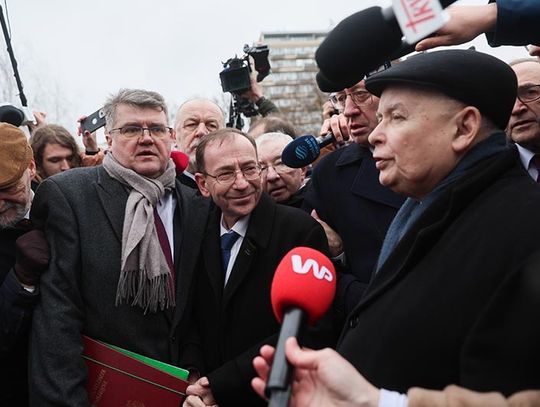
[393,0,449,44]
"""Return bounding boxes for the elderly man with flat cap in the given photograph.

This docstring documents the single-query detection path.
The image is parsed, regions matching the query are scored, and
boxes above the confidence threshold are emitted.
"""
[322,49,540,402]
[0,123,49,406]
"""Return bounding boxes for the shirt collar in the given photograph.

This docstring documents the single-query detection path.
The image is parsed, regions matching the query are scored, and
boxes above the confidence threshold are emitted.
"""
[516,143,535,170]
[220,213,250,238]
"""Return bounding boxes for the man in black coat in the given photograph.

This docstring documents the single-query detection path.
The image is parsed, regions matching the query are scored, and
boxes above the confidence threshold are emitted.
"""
[337,49,540,401]
[184,129,330,407]
[30,89,210,406]
[0,123,48,406]
[303,79,404,319]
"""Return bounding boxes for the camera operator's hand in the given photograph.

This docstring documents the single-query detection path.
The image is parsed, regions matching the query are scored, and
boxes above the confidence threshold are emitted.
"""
[77,115,99,153]
[241,77,264,104]
[320,113,349,146]
[14,229,50,287]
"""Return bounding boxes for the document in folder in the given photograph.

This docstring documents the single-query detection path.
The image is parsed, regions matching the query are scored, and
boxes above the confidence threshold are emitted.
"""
[82,335,189,406]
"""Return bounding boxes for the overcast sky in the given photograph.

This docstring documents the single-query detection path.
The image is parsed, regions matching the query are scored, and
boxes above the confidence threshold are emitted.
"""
[2,0,530,137]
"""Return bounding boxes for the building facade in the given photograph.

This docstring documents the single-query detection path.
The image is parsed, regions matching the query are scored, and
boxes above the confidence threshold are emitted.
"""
[257,31,328,136]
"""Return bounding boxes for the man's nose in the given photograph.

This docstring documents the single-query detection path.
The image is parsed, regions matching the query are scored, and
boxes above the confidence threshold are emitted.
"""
[343,95,362,118]
[60,159,71,171]
[512,98,528,115]
[194,122,209,136]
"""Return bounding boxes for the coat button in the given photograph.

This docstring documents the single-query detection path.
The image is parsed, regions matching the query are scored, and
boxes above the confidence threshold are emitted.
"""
[349,315,359,328]
[170,335,176,342]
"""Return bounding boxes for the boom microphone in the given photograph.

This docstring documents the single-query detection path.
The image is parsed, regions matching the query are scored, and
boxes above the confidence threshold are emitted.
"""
[265,247,336,407]
[281,134,334,168]
[315,1,458,92]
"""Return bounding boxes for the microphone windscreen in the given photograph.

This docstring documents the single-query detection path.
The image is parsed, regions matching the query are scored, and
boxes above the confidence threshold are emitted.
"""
[281,135,321,168]
[170,150,189,175]
[315,6,403,91]
[271,247,336,326]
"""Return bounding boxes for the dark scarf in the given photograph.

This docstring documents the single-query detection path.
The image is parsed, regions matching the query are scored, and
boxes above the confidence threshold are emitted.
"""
[376,132,508,272]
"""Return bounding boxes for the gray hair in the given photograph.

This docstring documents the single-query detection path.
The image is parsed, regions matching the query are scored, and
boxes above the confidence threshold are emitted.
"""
[103,88,169,131]
[255,132,294,148]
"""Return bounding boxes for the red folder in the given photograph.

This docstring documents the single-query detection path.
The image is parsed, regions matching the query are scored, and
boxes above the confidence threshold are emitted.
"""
[82,335,188,406]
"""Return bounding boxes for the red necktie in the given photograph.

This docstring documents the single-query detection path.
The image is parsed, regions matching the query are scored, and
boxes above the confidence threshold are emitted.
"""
[154,208,175,287]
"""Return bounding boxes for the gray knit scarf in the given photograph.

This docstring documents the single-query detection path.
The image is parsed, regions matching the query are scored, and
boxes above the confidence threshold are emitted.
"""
[102,153,176,313]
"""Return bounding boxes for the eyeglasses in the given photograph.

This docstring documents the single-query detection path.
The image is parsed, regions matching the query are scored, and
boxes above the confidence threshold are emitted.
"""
[517,84,540,104]
[329,90,373,111]
[260,162,293,175]
[205,165,261,185]
[109,125,173,138]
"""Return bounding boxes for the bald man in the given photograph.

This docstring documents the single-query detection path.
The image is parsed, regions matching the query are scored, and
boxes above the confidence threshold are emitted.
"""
[174,99,225,187]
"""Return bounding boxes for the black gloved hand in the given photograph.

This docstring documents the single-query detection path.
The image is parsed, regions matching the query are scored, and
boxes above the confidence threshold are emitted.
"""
[14,229,50,286]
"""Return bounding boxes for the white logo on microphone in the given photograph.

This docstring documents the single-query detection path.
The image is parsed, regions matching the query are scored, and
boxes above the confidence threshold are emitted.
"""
[291,255,333,282]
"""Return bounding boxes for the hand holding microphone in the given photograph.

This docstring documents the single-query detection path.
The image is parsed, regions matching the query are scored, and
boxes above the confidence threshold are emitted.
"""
[263,247,336,407]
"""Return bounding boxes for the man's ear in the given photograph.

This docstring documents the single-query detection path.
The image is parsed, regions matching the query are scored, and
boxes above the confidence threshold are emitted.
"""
[28,159,37,179]
[300,166,308,180]
[195,173,210,197]
[105,133,113,148]
[451,106,482,154]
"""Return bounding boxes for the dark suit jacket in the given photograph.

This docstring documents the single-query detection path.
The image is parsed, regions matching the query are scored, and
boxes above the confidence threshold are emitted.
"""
[0,220,37,407]
[29,166,209,406]
[187,193,330,406]
[303,143,405,316]
[338,147,540,395]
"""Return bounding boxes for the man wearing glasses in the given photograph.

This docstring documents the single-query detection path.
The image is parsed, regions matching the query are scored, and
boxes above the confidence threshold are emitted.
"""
[256,132,307,208]
[184,128,330,407]
[29,89,210,406]
[508,59,540,181]
[303,78,404,321]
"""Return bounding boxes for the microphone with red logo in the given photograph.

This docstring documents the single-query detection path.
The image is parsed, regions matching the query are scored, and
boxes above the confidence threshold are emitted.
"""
[170,150,189,175]
[265,247,336,406]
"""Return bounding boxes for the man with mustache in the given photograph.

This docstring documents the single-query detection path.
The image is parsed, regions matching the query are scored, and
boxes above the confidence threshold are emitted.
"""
[0,123,48,406]
[174,99,225,188]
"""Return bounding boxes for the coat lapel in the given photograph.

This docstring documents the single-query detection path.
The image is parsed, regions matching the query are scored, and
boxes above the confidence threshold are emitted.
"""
[171,183,210,329]
[94,167,128,244]
[222,194,275,308]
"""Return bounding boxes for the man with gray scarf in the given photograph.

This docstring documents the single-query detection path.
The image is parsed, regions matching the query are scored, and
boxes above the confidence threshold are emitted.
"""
[29,89,210,406]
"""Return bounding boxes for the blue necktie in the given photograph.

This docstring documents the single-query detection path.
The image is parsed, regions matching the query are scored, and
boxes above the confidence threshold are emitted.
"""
[221,230,240,274]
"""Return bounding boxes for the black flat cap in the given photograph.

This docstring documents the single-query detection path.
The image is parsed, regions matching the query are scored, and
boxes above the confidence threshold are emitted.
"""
[365,49,517,130]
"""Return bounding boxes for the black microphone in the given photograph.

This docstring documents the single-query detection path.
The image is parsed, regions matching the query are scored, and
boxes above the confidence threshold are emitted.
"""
[315,1,458,92]
[281,134,335,168]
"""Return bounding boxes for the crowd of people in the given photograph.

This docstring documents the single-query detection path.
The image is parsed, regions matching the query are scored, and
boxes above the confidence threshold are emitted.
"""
[1,1,540,406]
